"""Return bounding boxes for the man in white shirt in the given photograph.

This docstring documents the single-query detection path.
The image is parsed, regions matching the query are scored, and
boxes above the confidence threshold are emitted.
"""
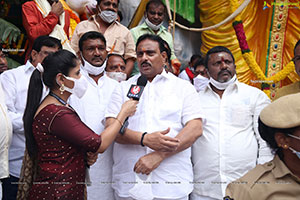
[191,46,274,200]
[178,54,202,83]
[105,34,203,200]
[68,31,119,200]
[0,36,61,200]
[0,52,12,190]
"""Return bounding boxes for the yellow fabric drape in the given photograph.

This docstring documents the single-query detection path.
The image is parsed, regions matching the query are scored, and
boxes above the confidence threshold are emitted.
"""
[199,0,300,87]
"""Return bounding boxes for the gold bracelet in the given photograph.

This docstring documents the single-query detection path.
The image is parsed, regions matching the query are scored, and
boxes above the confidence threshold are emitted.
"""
[115,118,123,126]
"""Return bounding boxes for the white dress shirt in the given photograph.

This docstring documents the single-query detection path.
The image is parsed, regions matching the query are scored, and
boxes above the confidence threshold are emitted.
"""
[106,70,204,199]
[0,82,12,179]
[192,81,274,199]
[69,69,119,200]
[1,61,36,177]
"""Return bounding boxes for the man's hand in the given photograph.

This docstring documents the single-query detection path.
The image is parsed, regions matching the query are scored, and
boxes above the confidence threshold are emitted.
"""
[87,152,98,166]
[143,128,180,152]
[134,152,164,175]
[51,1,64,17]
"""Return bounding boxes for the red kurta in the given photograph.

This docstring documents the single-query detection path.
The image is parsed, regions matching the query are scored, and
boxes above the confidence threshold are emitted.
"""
[28,104,101,200]
[22,1,70,62]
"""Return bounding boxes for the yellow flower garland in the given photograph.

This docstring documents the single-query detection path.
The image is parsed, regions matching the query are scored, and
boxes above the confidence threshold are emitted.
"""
[230,0,295,85]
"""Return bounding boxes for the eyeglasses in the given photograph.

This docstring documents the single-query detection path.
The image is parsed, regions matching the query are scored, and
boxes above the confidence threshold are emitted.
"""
[288,134,300,141]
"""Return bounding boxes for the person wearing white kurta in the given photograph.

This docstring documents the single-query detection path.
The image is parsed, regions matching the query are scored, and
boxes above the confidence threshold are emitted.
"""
[191,46,273,200]
[106,70,203,199]
[69,68,118,200]
[0,81,12,180]
[0,36,61,199]
[68,30,120,200]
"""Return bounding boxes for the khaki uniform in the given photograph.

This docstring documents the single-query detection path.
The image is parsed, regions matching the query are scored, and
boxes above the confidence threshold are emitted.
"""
[224,155,300,200]
[274,82,300,100]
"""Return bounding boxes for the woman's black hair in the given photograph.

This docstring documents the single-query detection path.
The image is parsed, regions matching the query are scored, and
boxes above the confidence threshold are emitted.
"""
[258,117,296,159]
[23,50,78,159]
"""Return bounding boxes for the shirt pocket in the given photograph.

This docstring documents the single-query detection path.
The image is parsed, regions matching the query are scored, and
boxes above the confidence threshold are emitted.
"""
[158,97,182,123]
[108,36,125,55]
[226,105,252,127]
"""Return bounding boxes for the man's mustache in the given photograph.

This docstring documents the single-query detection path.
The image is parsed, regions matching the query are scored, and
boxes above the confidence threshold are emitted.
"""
[218,69,232,77]
[140,61,151,67]
[91,56,104,62]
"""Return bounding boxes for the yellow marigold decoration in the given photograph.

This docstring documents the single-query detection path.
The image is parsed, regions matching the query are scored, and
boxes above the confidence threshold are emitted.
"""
[242,52,266,81]
[231,0,295,89]
[60,0,80,37]
[243,51,295,83]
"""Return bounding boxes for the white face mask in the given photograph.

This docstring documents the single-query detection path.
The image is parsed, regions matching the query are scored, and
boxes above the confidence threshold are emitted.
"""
[58,75,88,99]
[81,53,106,76]
[193,74,209,92]
[106,71,127,82]
[145,17,163,31]
[209,74,237,90]
[98,7,117,23]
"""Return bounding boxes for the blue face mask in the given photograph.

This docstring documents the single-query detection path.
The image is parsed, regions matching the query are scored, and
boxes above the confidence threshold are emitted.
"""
[288,134,300,159]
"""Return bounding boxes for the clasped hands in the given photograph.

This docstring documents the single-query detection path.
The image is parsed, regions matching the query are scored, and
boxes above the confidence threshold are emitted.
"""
[87,127,180,175]
[134,127,180,175]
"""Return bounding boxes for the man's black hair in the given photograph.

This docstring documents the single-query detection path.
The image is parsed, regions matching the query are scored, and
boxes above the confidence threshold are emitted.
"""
[32,35,62,52]
[146,0,166,13]
[204,46,235,68]
[136,34,166,54]
[193,57,205,71]
[79,31,106,52]
[97,0,120,4]
[107,53,126,64]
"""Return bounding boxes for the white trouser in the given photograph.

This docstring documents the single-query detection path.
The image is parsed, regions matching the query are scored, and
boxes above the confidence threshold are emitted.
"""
[114,193,188,200]
[189,192,219,200]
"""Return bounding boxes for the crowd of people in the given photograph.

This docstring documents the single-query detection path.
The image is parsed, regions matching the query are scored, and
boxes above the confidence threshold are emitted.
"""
[0,0,300,200]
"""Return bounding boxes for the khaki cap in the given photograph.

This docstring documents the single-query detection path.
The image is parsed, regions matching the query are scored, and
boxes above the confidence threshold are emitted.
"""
[260,93,300,129]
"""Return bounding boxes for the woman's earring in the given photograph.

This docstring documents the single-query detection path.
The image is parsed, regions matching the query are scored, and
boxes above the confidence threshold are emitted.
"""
[59,84,65,94]
[283,144,289,149]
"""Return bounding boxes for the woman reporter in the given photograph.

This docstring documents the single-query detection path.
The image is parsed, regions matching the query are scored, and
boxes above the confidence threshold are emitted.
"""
[22,50,137,199]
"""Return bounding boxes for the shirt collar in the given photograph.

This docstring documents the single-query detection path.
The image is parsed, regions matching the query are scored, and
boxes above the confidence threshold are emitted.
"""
[135,69,169,84]
[90,15,119,29]
[204,78,240,94]
[151,69,169,82]
[140,22,166,35]
[24,60,35,73]
[273,155,300,182]
[80,65,104,86]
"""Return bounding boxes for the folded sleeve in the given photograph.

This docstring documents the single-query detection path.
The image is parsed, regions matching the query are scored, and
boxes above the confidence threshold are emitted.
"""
[105,83,123,119]
[49,108,101,153]
[181,82,204,125]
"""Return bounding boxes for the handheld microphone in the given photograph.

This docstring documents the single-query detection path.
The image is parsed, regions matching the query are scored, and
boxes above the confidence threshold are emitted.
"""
[119,75,147,135]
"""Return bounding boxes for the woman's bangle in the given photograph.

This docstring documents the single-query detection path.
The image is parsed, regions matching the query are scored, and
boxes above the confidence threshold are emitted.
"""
[140,132,147,147]
[115,118,123,126]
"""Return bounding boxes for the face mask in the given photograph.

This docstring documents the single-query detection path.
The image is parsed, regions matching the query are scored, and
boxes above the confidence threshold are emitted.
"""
[145,17,163,31]
[98,7,117,23]
[209,74,237,90]
[193,74,209,92]
[58,75,88,99]
[288,134,300,159]
[106,71,127,82]
[81,53,106,76]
